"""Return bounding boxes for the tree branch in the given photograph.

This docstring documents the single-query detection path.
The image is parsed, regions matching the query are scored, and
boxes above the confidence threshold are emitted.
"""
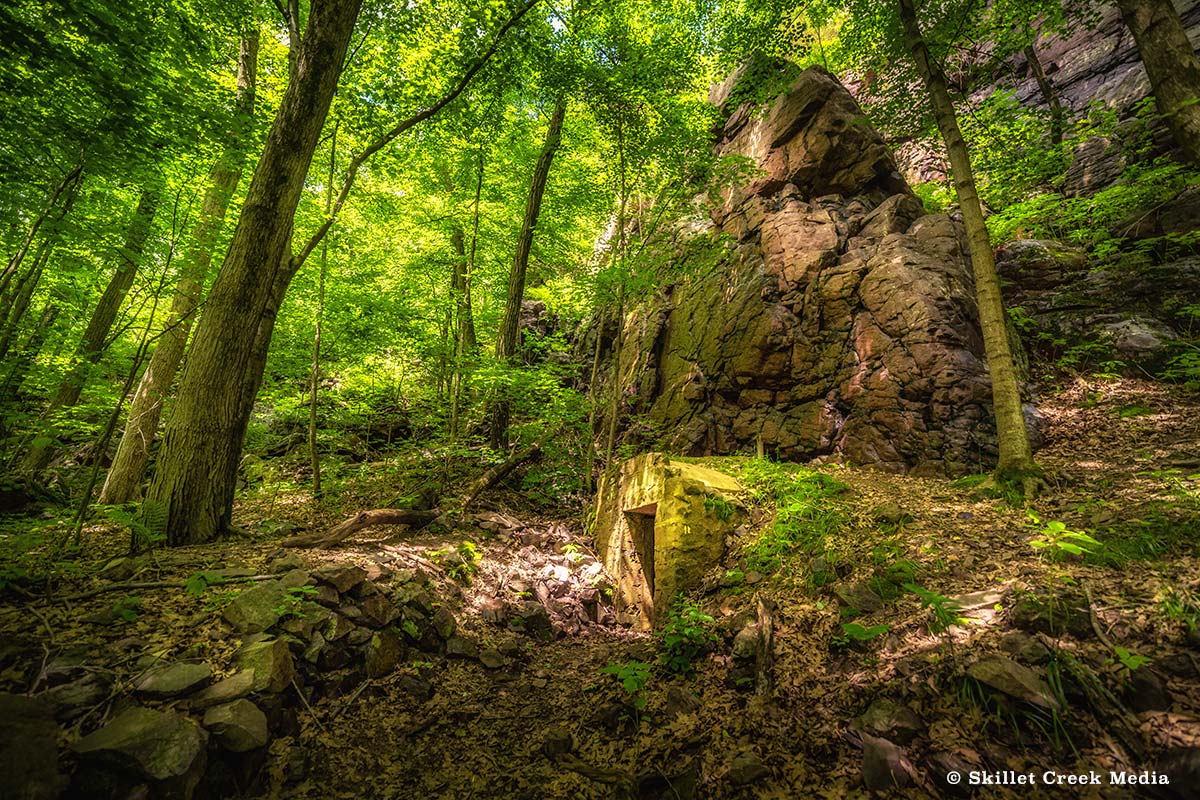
[291,0,543,270]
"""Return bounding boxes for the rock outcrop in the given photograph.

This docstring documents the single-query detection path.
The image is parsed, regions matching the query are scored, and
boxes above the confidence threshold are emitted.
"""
[606,62,1010,475]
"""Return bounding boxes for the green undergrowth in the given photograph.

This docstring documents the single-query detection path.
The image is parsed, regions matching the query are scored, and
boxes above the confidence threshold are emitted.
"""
[730,458,848,575]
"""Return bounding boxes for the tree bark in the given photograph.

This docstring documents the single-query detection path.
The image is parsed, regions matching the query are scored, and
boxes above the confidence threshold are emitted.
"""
[0,163,83,298]
[449,152,483,439]
[0,238,52,362]
[1117,0,1200,164]
[145,0,362,545]
[488,96,567,449]
[20,187,159,474]
[101,33,260,504]
[1024,45,1064,145]
[309,117,336,498]
[897,0,1035,476]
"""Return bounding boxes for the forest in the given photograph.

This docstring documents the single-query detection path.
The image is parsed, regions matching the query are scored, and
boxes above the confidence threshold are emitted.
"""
[0,0,1198,796]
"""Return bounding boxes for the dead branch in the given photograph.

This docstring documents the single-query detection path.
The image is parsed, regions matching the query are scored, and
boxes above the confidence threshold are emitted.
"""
[299,443,543,549]
[282,509,439,549]
[756,596,775,698]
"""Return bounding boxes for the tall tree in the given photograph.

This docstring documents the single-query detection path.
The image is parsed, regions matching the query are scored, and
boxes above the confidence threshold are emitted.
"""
[20,186,159,473]
[1116,0,1200,164]
[145,0,363,545]
[896,0,1036,481]
[101,32,260,505]
[488,95,567,449]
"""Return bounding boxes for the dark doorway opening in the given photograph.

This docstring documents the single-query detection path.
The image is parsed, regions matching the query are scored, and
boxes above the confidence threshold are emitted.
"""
[625,503,657,596]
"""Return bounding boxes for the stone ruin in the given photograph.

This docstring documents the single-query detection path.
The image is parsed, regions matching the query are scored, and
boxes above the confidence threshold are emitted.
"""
[594,454,744,629]
[606,60,1016,475]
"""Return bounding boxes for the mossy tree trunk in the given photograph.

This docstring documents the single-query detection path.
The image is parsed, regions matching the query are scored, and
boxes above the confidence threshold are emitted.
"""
[1116,0,1200,164]
[488,96,567,450]
[897,0,1035,476]
[145,0,362,545]
[21,186,159,474]
[101,32,259,505]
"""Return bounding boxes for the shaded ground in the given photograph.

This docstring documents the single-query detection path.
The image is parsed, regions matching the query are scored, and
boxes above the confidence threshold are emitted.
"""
[2,377,1198,798]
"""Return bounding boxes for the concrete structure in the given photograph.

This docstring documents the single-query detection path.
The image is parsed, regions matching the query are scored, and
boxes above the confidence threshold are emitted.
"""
[594,454,745,629]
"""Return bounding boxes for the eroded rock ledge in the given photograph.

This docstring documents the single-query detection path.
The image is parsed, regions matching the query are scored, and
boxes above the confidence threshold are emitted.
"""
[610,62,1014,475]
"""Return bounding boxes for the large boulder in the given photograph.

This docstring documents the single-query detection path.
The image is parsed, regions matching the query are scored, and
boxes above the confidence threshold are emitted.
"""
[71,707,207,799]
[603,61,1004,475]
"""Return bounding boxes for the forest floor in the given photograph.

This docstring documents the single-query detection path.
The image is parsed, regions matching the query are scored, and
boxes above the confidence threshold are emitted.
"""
[2,376,1199,799]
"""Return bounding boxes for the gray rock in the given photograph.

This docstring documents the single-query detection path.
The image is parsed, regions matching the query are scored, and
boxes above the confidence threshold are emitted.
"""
[1125,669,1170,713]
[189,670,255,709]
[398,674,434,702]
[968,655,1058,709]
[513,600,554,640]
[732,623,759,660]
[1097,314,1177,371]
[1156,747,1200,800]
[542,726,575,758]
[358,594,400,629]
[266,552,306,574]
[278,568,312,590]
[99,556,142,582]
[1000,632,1051,665]
[835,582,884,614]
[202,699,269,752]
[234,639,295,693]
[861,734,912,791]
[728,752,770,785]
[72,707,207,785]
[365,631,405,678]
[0,694,64,800]
[872,503,914,526]
[222,580,289,634]
[478,649,506,669]
[312,564,367,594]
[445,635,479,660]
[40,674,109,720]
[134,662,212,698]
[859,698,923,744]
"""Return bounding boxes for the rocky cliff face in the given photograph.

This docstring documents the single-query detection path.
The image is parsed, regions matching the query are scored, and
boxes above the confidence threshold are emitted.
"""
[893,0,1200,191]
[608,64,1013,476]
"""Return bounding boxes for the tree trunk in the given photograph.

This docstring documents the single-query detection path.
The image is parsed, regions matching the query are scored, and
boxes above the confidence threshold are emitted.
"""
[897,0,1035,476]
[1024,45,1064,145]
[101,33,260,505]
[1117,0,1200,164]
[488,96,567,449]
[1,304,58,401]
[0,163,83,299]
[309,118,336,498]
[20,187,159,474]
[0,238,53,362]
[145,0,362,545]
[449,152,484,439]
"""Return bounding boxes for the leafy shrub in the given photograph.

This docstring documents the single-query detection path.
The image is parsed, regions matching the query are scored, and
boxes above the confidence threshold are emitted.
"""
[659,599,717,676]
[736,459,846,573]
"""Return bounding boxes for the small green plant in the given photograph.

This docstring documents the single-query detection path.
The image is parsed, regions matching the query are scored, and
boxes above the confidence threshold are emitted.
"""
[905,583,966,634]
[432,539,482,583]
[833,622,889,647]
[111,596,141,623]
[1112,646,1151,673]
[736,459,846,574]
[703,494,736,522]
[1159,584,1200,634]
[659,599,717,676]
[598,660,652,709]
[401,619,420,639]
[1027,511,1103,560]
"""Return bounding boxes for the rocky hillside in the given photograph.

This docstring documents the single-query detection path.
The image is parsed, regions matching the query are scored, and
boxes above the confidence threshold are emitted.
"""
[606,62,1011,475]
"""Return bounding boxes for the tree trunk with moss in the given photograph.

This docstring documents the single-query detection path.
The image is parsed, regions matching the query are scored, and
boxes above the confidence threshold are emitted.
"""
[897,0,1035,476]
[21,187,159,474]
[145,0,362,545]
[1117,0,1200,164]
[101,33,259,505]
[488,96,566,449]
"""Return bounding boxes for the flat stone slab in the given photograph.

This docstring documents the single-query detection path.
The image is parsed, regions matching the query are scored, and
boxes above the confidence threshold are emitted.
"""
[134,662,212,698]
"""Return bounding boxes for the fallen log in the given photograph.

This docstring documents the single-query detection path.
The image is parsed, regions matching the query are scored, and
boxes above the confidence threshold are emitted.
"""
[285,443,542,549]
[281,509,439,549]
